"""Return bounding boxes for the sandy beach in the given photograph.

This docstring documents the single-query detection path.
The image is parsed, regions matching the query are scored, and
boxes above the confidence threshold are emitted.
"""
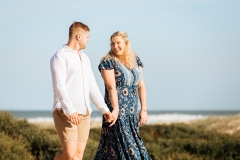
[31,115,240,137]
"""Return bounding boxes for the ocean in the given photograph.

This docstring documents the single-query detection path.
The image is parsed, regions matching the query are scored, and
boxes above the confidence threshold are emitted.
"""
[2,110,240,124]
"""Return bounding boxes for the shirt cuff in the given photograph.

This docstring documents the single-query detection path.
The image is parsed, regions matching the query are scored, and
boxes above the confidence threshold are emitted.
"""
[100,105,110,114]
[67,108,77,116]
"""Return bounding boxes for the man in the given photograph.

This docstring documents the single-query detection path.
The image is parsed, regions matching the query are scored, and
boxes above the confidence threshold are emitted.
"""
[50,22,112,160]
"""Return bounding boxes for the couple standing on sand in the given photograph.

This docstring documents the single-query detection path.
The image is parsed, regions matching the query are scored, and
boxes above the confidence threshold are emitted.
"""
[50,21,152,160]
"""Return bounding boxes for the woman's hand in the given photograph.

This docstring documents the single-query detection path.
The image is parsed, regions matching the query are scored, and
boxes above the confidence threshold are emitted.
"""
[138,73,148,126]
[101,69,119,127]
[139,110,148,126]
[109,109,119,127]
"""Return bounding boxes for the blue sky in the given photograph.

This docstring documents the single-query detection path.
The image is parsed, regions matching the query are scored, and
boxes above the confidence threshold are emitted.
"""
[0,0,240,111]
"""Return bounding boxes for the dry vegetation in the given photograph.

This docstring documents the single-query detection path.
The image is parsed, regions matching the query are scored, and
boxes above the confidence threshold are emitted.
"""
[1,112,240,160]
[190,115,240,138]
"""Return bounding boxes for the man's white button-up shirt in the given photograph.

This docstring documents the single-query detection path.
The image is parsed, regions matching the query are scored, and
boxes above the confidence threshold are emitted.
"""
[50,45,109,116]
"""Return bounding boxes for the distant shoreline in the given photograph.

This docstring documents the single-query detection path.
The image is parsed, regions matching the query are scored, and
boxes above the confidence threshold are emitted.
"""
[1,110,240,126]
[2,110,240,116]
[30,114,240,137]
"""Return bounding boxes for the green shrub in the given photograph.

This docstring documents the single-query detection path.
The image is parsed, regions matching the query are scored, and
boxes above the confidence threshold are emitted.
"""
[140,124,240,160]
[1,112,240,160]
[0,112,61,160]
[0,132,34,160]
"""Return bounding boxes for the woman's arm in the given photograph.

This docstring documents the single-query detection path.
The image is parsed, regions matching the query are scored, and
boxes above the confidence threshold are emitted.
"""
[101,69,119,126]
[138,74,148,126]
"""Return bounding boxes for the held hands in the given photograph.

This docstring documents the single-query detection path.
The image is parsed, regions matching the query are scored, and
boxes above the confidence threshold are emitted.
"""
[104,112,112,123]
[69,112,82,125]
[139,109,148,126]
[104,109,119,127]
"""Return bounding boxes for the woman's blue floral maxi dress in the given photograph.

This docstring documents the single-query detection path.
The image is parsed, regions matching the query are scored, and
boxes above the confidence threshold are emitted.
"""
[94,57,152,160]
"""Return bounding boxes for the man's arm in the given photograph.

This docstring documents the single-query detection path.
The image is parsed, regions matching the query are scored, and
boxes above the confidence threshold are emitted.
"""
[87,60,110,114]
[50,54,76,115]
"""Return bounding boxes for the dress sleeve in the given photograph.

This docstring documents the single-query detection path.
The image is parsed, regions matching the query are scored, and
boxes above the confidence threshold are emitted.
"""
[98,58,114,72]
[136,56,144,67]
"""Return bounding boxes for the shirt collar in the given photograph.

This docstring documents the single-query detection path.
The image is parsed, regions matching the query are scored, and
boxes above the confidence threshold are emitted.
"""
[63,44,83,54]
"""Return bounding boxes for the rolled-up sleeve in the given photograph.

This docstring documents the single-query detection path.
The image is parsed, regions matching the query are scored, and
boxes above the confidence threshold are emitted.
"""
[50,54,76,115]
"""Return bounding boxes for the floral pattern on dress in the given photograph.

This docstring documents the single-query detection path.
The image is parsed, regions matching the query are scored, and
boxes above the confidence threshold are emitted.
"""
[94,57,152,160]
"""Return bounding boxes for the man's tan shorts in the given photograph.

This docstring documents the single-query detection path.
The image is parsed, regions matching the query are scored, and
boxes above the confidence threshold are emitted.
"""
[52,108,90,143]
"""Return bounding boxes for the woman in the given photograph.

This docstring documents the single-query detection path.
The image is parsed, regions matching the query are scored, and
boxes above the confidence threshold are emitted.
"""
[94,31,152,159]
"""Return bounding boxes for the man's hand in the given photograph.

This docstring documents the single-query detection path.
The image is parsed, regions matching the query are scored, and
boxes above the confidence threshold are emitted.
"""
[103,110,118,127]
[104,112,112,123]
[69,112,82,125]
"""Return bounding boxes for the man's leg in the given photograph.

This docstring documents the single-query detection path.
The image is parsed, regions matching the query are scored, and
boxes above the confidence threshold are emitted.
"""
[54,138,87,160]
[75,141,87,160]
[53,109,90,160]
[54,142,78,160]
[75,114,90,159]
[53,108,80,160]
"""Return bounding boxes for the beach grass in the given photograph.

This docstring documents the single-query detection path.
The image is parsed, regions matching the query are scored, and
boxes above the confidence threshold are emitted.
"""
[0,111,240,160]
[190,115,240,138]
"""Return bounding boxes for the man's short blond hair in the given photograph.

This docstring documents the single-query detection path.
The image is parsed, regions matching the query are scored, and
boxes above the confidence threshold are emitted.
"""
[69,22,90,38]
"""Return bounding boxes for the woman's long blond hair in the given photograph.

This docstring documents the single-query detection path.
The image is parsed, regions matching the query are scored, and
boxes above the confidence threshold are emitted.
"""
[101,31,137,70]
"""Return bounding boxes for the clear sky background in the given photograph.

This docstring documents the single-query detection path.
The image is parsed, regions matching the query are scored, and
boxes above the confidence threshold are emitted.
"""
[0,0,239,111]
